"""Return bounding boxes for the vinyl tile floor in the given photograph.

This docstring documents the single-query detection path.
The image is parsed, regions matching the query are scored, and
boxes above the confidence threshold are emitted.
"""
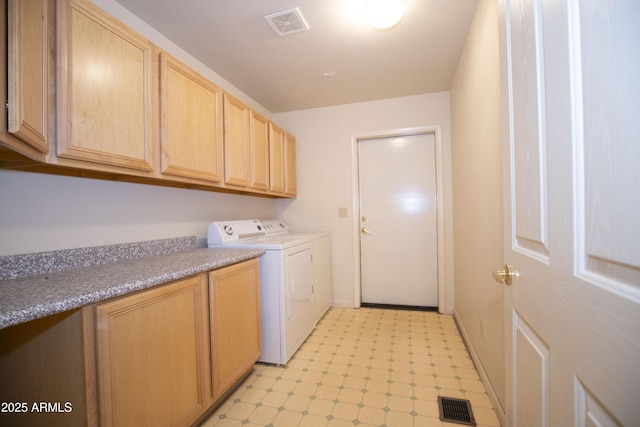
[201,307,501,427]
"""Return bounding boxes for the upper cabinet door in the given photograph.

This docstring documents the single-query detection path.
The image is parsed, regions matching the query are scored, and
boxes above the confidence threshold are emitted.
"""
[284,131,297,197]
[160,53,223,183]
[56,0,157,173]
[223,93,249,187]
[5,0,50,156]
[268,122,285,194]
[249,111,269,191]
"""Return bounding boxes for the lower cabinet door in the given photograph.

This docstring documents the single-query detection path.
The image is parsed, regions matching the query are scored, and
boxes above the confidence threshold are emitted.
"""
[209,258,261,400]
[95,275,211,427]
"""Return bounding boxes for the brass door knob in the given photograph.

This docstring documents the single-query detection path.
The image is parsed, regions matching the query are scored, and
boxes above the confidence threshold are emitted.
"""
[492,264,518,286]
[361,227,372,235]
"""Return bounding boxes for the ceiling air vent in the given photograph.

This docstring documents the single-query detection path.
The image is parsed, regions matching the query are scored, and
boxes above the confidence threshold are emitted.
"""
[264,8,309,37]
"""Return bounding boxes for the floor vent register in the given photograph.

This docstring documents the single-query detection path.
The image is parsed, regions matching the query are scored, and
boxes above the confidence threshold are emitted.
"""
[438,396,477,426]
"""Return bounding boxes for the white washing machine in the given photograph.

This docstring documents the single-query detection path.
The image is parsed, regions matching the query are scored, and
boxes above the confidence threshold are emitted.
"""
[208,219,332,365]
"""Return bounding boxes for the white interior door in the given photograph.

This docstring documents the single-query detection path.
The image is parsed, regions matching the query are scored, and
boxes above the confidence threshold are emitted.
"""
[359,133,438,307]
[498,0,640,425]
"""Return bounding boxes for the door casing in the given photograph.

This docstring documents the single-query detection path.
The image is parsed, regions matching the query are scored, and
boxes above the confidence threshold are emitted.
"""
[350,126,447,312]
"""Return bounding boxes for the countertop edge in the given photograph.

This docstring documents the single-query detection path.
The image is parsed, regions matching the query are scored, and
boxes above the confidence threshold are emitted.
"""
[0,248,264,330]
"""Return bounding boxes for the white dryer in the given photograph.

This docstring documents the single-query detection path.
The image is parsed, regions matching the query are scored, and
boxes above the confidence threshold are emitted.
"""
[208,219,331,365]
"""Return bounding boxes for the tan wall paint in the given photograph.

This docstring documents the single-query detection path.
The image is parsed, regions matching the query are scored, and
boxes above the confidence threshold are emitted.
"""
[450,0,505,413]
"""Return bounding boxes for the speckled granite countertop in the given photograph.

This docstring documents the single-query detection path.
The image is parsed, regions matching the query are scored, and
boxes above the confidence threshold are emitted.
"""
[0,237,264,330]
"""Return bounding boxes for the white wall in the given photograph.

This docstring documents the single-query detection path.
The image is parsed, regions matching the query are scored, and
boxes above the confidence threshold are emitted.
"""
[273,93,454,310]
[450,0,504,415]
[0,170,275,256]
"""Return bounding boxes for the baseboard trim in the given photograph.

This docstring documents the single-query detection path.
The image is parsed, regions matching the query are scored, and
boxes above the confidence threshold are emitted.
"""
[453,310,506,427]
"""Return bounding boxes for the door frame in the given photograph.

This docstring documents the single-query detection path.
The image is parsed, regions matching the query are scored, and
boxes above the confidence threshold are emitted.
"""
[350,126,446,312]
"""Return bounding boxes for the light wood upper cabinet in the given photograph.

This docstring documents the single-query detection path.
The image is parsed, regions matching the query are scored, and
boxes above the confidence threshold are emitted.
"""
[5,0,50,156]
[284,131,297,197]
[209,259,261,400]
[222,94,273,193]
[268,122,286,194]
[1,0,298,198]
[249,111,270,191]
[95,275,211,427]
[268,122,297,197]
[56,0,157,173]
[223,93,250,187]
[224,93,270,192]
[160,52,224,183]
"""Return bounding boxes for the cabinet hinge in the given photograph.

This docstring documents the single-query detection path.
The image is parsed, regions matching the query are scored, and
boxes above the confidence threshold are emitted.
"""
[5,100,8,112]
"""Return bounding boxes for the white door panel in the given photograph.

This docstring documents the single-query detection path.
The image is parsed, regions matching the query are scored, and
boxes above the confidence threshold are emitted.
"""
[576,0,640,287]
[514,312,550,427]
[499,0,640,425]
[359,133,438,307]
[509,0,550,260]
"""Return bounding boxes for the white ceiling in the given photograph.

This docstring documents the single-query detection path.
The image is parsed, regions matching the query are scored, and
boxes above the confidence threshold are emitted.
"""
[114,0,479,113]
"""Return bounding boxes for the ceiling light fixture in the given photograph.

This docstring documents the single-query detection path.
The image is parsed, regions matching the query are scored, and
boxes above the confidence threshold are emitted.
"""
[365,0,405,29]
